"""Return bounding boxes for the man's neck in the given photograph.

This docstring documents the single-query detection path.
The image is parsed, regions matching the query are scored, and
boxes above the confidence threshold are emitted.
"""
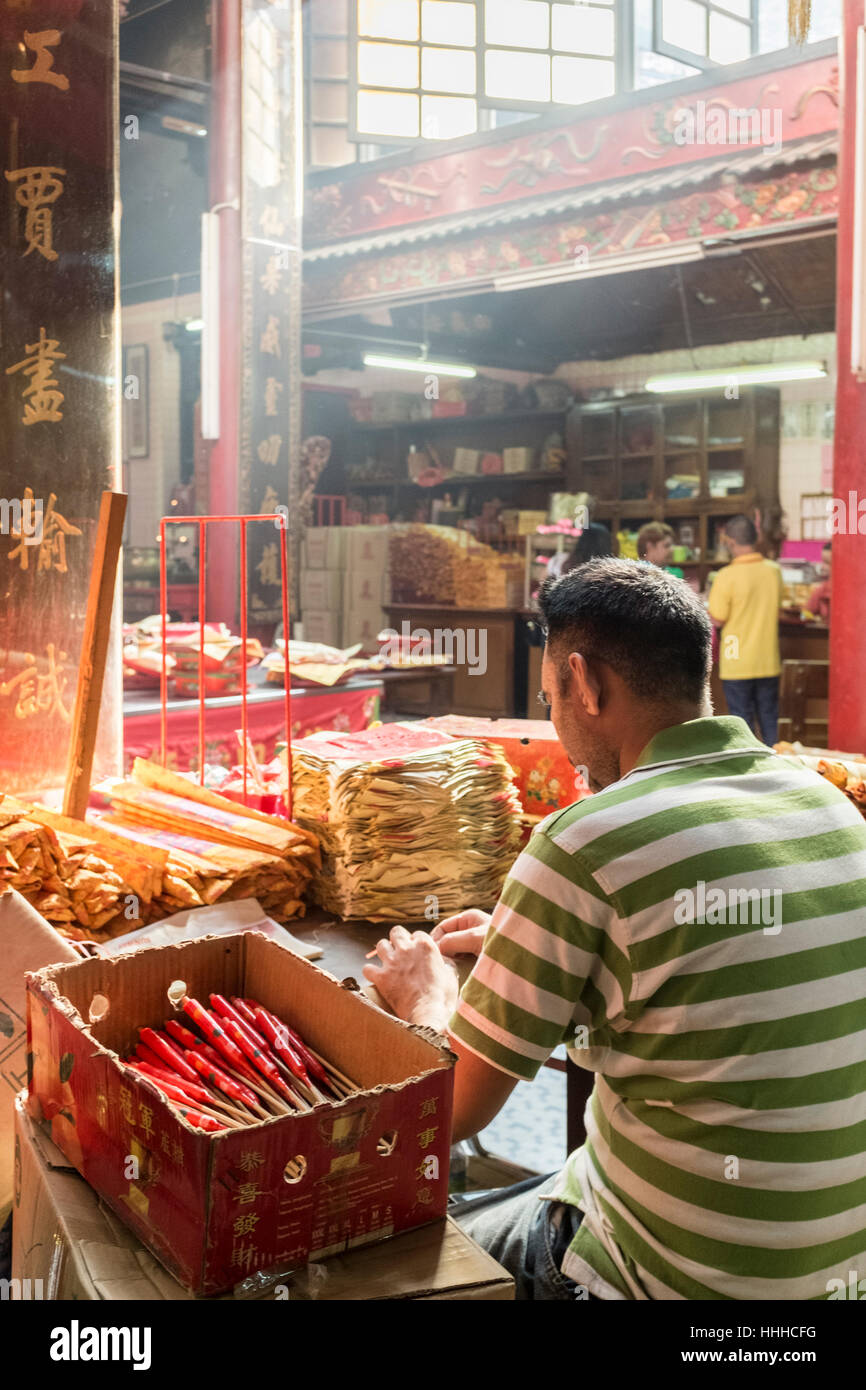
[618,703,707,778]
[729,544,757,559]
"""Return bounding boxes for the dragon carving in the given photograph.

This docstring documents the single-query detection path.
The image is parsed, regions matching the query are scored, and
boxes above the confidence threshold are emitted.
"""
[480,127,607,194]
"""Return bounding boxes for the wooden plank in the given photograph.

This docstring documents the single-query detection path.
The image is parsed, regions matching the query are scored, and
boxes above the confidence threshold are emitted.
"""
[62,491,127,820]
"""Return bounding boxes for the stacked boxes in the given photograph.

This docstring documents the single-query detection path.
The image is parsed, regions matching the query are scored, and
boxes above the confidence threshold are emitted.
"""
[301,527,346,647]
[343,527,390,648]
[301,526,390,650]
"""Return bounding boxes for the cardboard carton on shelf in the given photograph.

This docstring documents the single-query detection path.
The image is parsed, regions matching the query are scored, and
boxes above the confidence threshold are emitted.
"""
[345,567,390,608]
[304,527,346,570]
[343,525,391,574]
[503,447,536,475]
[499,509,548,537]
[11,1094,513,1300]
[0,888,78,1226]
[343,603,389,649]
[26,931,455,1296]
[452,448,481,476]
[300,567,343,611]
[300,609,344,648]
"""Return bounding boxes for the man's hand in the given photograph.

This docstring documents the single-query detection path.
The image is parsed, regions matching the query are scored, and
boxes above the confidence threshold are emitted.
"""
[430,908,491,958]
[362,925,459,1031]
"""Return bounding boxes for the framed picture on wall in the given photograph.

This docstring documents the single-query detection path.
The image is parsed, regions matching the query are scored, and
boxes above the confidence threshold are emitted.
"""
[123,344,149,459]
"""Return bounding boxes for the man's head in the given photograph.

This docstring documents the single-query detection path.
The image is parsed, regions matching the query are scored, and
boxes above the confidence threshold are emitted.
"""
[636,522,674,567]
[537,559,712,790]
[723,514,758,555]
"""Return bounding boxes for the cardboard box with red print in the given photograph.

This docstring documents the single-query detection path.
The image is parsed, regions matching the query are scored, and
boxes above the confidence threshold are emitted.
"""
[26,931,455,1296]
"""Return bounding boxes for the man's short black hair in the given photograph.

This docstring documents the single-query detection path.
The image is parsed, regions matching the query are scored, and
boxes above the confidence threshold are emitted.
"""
[725,514,758,547]
[537,558,712,704]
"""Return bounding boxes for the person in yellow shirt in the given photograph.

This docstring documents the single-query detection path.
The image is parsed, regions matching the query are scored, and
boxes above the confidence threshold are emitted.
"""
[707,514,783,744]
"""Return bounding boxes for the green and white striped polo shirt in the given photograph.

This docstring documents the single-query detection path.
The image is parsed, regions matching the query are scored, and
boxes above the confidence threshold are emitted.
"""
[450,717,866,1300]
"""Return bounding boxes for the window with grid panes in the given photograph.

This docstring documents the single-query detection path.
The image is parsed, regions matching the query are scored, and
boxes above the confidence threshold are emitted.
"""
[653,0,756,69]
[351,0,617,144]
[246,9,282,184]
[303,1,840,169]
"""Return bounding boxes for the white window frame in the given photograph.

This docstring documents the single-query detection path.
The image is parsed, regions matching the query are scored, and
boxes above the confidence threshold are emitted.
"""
[652,0,757,72]
[348,0,620,145]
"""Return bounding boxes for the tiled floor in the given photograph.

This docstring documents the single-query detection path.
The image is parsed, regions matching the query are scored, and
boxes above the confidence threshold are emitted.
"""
[478,1052,568,1178]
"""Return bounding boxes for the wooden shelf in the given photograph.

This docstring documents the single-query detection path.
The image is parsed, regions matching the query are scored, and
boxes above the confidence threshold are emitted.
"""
[351,408,567,435]
[569,389,778,576]
[335,387,779,571]
[347,470,566,490]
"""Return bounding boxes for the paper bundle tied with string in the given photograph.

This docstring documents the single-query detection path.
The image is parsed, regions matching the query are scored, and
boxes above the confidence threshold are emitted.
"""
[290,723,522,920]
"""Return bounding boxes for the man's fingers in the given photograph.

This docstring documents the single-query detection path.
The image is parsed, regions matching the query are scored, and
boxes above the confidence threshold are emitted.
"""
[436,926,487,958]
[390,924,412,949]
[435,909,491,937]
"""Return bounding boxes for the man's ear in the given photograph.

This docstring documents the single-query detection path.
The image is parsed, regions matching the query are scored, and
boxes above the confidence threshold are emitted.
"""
[569,651,601,716]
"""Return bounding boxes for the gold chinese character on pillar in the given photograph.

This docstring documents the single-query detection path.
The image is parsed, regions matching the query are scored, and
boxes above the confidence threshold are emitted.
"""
[5,166,66,261]
[257,434,283,467]
[12,30,69,91]
[264,377,283,417]
[0,643,71,723]
[260,315,281,356]
[6,327,66,424]
[8,490,81,573]
[259,205,285,238]
[256,544,280,587]
[259,255,283,296]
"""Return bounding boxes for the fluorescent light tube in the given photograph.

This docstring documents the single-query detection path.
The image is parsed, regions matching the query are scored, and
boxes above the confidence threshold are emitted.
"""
[363,353,477,378]
[645,362,827,392]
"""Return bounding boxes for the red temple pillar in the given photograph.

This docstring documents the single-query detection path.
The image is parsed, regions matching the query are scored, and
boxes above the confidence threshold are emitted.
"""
[205,0,242,627]
[831,0,866,751]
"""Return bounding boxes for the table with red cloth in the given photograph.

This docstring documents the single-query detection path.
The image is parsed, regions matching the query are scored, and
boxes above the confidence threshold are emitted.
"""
[123,676,383,773]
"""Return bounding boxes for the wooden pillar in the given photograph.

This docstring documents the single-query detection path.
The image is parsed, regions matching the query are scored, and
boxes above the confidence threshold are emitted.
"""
[205,0,242,626]
[0,0,121,795]
[831,0,866,752]
[205,0,302,636]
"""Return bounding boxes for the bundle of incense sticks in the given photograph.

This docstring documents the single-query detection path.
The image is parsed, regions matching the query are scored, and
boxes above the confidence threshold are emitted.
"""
[122,994,360,1131]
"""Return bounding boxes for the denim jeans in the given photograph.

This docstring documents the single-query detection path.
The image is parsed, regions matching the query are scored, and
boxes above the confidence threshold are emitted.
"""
[453,1173,586,1301]
[721,676,779,746]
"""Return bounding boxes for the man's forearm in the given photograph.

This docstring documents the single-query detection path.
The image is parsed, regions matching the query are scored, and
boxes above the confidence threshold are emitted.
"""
[448,1031,520,1142]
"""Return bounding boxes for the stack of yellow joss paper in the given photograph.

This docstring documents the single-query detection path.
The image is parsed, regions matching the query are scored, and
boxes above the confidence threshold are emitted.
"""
[290,724,522,920]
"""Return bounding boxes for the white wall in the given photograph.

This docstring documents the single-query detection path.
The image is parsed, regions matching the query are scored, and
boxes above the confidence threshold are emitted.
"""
[121,293,200,547]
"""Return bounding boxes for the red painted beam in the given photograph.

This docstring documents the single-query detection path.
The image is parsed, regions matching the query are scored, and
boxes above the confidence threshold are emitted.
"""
[830,0,866,751]
[205,0,242,629]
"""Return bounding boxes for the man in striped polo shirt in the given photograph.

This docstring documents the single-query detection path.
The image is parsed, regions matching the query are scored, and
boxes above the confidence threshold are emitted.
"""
[364,559,866,1300]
